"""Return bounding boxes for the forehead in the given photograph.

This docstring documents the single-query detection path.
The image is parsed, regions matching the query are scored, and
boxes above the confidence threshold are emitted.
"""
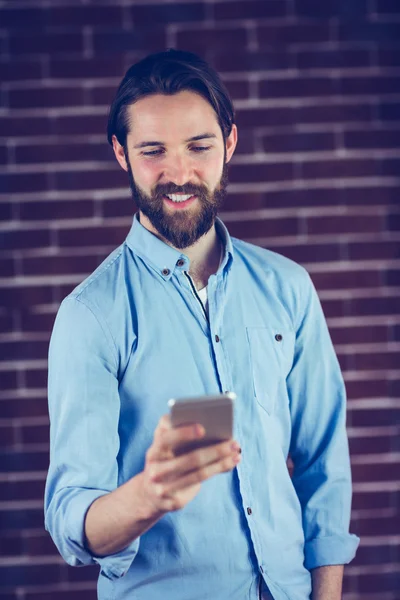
[126,90,221,142]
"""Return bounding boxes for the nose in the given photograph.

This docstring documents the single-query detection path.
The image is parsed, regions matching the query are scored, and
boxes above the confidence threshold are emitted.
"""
[162,153,194,186]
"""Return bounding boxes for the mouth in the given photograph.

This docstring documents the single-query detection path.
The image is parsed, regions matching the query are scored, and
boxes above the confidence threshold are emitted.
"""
[163,194,197,209]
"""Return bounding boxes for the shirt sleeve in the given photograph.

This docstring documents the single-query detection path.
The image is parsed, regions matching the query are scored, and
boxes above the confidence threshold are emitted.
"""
[44,296,139,581]
[286,271,360,571]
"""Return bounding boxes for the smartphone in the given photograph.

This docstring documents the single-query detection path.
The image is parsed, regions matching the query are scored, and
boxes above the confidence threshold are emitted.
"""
[168,392,236,454]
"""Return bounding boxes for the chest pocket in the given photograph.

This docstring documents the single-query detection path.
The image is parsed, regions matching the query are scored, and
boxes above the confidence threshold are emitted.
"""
[246,327,295,415]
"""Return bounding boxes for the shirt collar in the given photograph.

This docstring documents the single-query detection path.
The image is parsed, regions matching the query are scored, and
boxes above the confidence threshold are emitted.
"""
[125,212,234,281]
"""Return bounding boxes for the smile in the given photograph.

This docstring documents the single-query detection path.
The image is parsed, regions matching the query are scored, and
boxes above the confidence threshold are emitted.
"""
[163,194,197,209]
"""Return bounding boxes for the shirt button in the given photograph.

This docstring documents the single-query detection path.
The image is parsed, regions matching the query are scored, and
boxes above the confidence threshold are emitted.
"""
[176,259,185,267]
[215,334,220,342]
[247,507,252,515]
[162,268,170,276]
[275,333,283,342]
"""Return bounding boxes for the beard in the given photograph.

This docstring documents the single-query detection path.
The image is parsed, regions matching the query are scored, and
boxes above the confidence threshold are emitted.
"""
[126,159,229,249]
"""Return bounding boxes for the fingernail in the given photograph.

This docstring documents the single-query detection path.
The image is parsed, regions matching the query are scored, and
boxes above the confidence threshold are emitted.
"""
[231,441,240,451]
[195,424,205,437]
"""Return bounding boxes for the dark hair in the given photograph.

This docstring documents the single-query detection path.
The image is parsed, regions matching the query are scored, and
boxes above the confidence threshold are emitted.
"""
[107,49,235,148]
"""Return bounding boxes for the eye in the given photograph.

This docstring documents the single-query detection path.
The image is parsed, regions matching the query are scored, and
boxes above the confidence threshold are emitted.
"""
[191,146,211,153]
[142,149,165,157]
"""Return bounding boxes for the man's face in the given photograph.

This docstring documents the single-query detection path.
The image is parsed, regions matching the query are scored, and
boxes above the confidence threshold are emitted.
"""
[114,90,237,249]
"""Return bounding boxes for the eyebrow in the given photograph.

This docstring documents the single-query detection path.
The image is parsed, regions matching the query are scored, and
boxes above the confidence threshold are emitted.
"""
[133,133,217,149]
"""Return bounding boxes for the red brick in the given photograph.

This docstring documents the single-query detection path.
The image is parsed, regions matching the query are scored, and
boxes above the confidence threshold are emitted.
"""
[0,312,13,334]
[349,240,400,261]
[130,3,205,24]
[0,58,43,82]
[21,311,56,333]
[352,489,395,509]
[0,563,63,586]
[340,75,400,95]
[229,162,293,184]
[295,0,367,17]
[312,270,381,291]
[257,22,331,47]
[49,56,124,79]
[19,199,94,220]
[58,224,128,248]
[320,298,345,318]
[236,107,294,128]
[344,128,400,149]
[229,217,298,239]
[377,47,400,67]
[21,424,49,445]
[26,590,97,600]
[0,172,48,194]
[343,185,400,206]
[21,254,100,276]
[296,102,372,124]
[0,8,45,29]
[349,296,400,317]
[102,197,140,218]
[268,241,341,264]
[16,143,113,165]
[357,571,399,593]
[214,0,287,20]
[0,257,15,278]
[387,213,400,232]
[339,21,400,43]
[375,0,400,13]
[351,407,400,427]
[330,324,389,345]
[353,351,400,371]
[0,286,53,308]
[0,425,15,448]
[353,543,395,566]
[54,167,125,191]
[9,86,85,110]
[48,5,122,27]
[296,48,370,69]
[260,76,335,99]
[264,188,342,208]
[0,370,18,391]
[382,157,400,176]
[176,27,247,54]
[25,368,49,388]
[0,397,48,420]
[349,436,393,456]
[0,339,49,361]
[0,115,51,138]
[345,379,389,399]
[301,157,379,179]
[223,80,250,101]
[53,114,106,136]
[307,214,382,235]
[9,32,84,56]
[351,514,400,537]
[0,479,45,502]
[23,533,58,557]
[0,146,7,165]
[262,131,335,153]
[0,228,50,251]
[213,50,291,72]
[0,533,22,557]
[379,100,400,121]
[93,27,167,55]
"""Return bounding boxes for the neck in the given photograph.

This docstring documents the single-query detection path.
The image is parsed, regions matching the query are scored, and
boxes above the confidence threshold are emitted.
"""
[139,211,222,287]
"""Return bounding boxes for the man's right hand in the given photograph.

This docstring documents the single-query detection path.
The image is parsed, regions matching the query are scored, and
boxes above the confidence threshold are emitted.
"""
[140,414,241,516]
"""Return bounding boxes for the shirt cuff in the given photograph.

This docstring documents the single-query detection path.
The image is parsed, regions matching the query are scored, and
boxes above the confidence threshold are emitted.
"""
[304,534,360,570]
[63,488,140,580]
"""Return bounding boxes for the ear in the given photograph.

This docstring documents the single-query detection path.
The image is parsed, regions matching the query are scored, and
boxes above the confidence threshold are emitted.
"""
[112,135,128,172]
[225,124,238,164]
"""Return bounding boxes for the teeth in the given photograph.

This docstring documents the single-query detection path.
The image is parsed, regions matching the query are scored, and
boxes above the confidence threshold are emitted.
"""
[166,194,193,202]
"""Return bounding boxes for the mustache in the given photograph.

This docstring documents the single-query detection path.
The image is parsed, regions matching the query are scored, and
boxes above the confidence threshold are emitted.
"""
[153,183,209,197]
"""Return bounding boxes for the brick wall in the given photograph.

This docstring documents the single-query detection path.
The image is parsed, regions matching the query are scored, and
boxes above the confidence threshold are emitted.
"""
[0,0,399,598]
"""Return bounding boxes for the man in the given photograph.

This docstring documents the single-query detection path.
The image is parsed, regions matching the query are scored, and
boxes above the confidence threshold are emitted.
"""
[45,49,359,600]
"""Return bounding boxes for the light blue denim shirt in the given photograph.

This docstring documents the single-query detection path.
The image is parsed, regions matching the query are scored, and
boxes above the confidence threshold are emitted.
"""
[45,213,359,600]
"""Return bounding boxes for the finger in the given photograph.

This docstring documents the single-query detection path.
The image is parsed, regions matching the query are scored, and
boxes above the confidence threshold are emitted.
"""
[149,439,240,482]
[161,451,241,495]
[149,422,205,462]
